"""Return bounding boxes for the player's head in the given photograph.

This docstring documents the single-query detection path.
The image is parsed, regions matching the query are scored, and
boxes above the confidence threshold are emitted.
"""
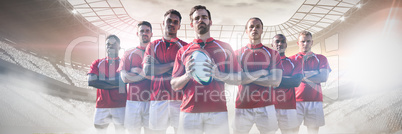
[163,9,182,36]
[245,17,263,41]
[190,5,212,35]
[105,35,120,58]
[137,21,153,44]
[271,34,287,54]
[297,30,313,53]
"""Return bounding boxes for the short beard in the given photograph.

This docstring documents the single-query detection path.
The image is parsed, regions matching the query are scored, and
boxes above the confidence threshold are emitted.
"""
[108,52,118,58]
[142,36,150,43]
[197,26,209,35]
[166,26,177,36]
[168,32,176,36]
[142,40,150,44]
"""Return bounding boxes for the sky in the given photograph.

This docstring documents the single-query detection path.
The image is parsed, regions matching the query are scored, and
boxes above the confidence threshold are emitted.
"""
[122,0,303,25]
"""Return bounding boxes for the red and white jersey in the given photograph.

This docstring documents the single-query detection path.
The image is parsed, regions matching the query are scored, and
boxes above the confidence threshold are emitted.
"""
[289,52,331,102]
[234,43,282,109]
[172,37,241,113]
[274,55,303,109]
[143,38,188,101]
[88,57,127,108]
[117,46,151,101]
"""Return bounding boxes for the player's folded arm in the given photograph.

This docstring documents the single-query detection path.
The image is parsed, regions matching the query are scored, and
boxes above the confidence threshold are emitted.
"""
[240,70,268,85]
[252,69,283,87]
[88,73,120,90]
[120,69,147,83]
[303,70,319,78]
[303,69,330,83]
[143,55,174,76]
[202,59,242,85]
[277,73,303,88]
[214,71,242,85]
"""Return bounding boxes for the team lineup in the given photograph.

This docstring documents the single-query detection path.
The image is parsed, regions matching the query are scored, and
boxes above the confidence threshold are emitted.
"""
[87,5,331,134]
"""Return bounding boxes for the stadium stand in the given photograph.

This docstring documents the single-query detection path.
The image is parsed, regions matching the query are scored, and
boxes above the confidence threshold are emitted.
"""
[0,38,91,89]
[0,0,400,133]
[0,40,70,84]
[323,89,402,133]
[0,36,95,100]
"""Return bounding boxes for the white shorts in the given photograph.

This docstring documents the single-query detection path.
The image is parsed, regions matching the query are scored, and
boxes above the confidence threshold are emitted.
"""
[94,107,125,126]
[124,100,150,130]
[296,101,325,127]
[149,100,181,130]
[178,112,230,134]
[233,105,278,134]
[276,109,299,129]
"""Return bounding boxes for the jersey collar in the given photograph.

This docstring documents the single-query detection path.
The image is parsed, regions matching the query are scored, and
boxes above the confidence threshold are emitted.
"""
[298,52,315,56]
[298,52,306,56]
[192,37,215,47]
[247,43,263,49]
[280,55,287,60]
[297,52,317,62]
[137,45,146,50]
[106,56,119,60]
[162,37,179,43]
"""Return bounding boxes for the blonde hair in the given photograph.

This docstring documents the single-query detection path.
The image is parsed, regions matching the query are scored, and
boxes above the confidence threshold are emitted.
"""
[298,30,312,38]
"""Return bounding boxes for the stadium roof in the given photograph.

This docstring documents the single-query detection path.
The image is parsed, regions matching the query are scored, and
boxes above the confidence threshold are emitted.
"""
[64,0,363,48]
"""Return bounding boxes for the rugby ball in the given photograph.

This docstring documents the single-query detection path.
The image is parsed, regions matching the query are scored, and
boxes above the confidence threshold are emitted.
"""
[190,50,213,85]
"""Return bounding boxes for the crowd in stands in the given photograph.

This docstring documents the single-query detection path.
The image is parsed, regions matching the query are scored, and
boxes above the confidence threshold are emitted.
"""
[0,40,90,89]
[56,63,90,89]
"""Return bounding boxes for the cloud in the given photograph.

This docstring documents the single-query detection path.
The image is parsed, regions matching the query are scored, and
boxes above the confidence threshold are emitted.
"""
[223,2,254,7]
[256,0,296,4]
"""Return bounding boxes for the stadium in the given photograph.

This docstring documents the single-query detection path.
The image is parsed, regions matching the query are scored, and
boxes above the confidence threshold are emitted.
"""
[0,0,401,133]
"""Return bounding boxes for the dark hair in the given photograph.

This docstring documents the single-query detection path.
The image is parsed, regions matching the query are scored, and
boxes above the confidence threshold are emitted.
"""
[137,21,152,31]
[189,5,211,22]
[245,17,263,30]
[273,34,286,40]
[164,9,182,21]
[106,34,120,44]
[299,30,312,38]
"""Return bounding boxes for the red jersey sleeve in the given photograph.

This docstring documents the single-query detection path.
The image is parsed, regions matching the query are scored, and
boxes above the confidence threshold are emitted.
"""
[269,50,282,70]
[88,59,100,75]
[142,42,154,66]
[291,58,303,76]
[233,48,242,64]
[224,44,241,73]
[172,48,185,78]
[318,55,332,72]
[117,50,131,73]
